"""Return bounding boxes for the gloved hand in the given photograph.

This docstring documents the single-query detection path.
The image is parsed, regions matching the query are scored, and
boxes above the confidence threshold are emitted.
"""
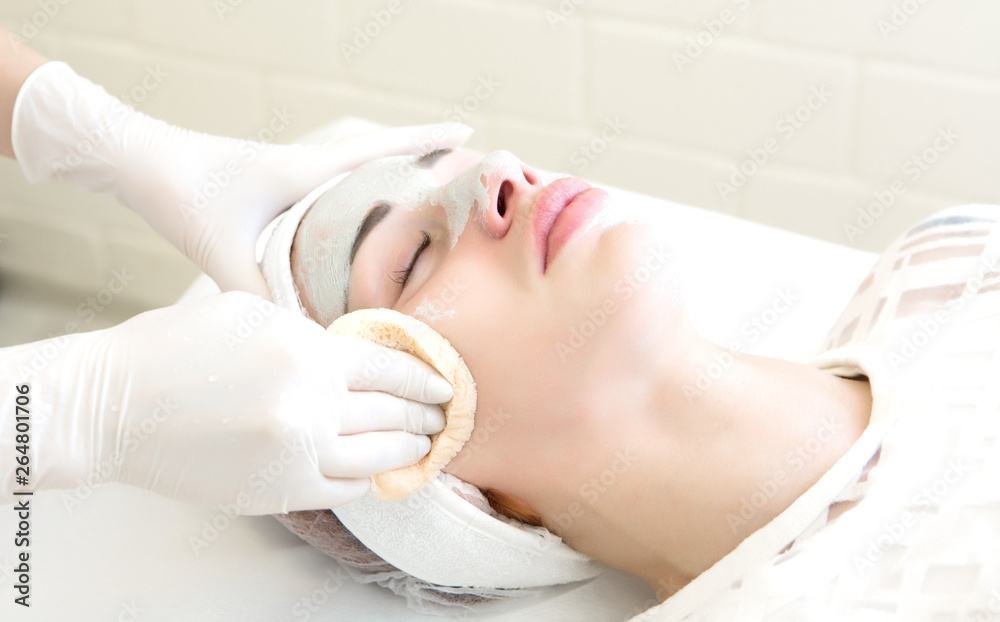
[0,292,453,514]
[10,61,472,297]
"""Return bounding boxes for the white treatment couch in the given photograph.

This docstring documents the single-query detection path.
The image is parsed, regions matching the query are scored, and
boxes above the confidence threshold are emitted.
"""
[0,122,878,622]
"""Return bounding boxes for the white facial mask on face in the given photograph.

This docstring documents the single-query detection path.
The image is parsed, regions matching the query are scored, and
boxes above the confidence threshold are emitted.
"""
[257,173,350,317]
[293,150,531,327]
[430,150,528,248]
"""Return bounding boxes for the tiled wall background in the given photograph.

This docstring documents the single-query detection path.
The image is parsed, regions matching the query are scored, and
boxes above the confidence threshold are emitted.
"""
[1,0,999,330]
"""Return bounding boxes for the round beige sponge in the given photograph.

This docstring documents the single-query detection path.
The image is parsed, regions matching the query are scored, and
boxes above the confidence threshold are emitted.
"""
[328,308,477,502]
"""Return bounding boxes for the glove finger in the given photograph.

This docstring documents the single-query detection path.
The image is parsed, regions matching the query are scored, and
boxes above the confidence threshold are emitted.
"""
[265,477,370,513]
[340,391,446,435]
[342,341,454,404]
[314,122,474,189]
[295,477,372,512]
[196,122,474,291]
[318,431,431,479]
[256,122,474,198]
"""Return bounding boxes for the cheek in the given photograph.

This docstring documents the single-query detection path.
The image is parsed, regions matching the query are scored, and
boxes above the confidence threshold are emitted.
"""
[400,222,684,493]
[400,264,592,493]
[553,223,687,352]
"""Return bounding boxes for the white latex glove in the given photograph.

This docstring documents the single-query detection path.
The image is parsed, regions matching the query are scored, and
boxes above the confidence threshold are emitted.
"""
[0,292,454,514]
[10,61,472,297]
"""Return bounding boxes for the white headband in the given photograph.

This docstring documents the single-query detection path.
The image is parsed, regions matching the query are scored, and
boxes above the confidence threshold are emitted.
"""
[257,172,350,314]
[257,176,603,590]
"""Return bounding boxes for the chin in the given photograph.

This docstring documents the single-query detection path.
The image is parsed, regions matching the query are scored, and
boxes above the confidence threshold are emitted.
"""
[586,220,680,303]
[575,223,687,352]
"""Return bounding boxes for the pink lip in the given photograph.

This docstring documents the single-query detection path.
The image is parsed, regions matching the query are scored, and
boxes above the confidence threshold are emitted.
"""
[531,177,608,272]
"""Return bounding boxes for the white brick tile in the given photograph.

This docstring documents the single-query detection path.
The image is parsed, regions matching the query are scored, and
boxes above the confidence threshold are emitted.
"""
[588,0,754,30]
[52,37,271,137]
[0,156,156,235]
[2,0,131,37]
[0,268,153,345]
[0,1,40,18]
[143,61,269,138]
[104,228,199,308]
[0,271,150,346]
[743,169,874,245]
[133,0,347,79]
[584,137,742,215]
[531,0,591,32]
[3,186,149,237]
[272,76,500,147]
[0,15,64,58]
[270,77,455,141]
[0,1,83,34]
[143,62,269,138]
[346,0,584,124]
[57,0,129,35]
[0,273,88,347]
[0,199,106,292]
[483,114,590,178]
[590,21,854,174]
[0,200,194,318]
[56,37,165,108]
[757,0,895,52]
[881,0,1000,76]
[0,159,32,202]
[757,0,1000,76]
[742,167,961,252]
[271,77,499,155]
[857,63,1000,201]
[460,115,496,154]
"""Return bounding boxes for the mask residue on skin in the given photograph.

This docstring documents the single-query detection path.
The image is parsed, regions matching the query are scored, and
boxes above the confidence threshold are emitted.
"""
[412,296,457,323]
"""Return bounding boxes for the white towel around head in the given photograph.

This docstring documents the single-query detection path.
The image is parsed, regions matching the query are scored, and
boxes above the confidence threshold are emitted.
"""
[333,473,603,589]
[256,172,349,314]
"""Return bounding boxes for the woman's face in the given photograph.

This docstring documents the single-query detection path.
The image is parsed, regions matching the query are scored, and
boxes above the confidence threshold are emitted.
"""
[291,149,686,504]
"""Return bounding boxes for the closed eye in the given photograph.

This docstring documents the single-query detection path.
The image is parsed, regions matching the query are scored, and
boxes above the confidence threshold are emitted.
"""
[391,231,431,288]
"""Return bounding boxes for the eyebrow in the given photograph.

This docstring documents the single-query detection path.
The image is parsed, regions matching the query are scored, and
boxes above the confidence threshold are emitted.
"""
[344,202,391,315]
[350,202,391,265]
[413,148,452,169]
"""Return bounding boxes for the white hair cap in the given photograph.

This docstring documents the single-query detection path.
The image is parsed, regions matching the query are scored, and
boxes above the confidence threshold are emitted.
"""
[334,475,601,589]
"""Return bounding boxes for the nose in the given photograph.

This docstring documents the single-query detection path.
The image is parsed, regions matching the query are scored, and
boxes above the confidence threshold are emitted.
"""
[476,151,541,239]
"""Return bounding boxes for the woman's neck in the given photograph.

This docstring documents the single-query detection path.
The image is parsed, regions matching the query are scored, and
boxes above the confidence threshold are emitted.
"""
[525,318,873,600]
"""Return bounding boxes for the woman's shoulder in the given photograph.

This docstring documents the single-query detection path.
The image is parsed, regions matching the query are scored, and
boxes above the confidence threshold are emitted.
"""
[820,205,1000,351]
